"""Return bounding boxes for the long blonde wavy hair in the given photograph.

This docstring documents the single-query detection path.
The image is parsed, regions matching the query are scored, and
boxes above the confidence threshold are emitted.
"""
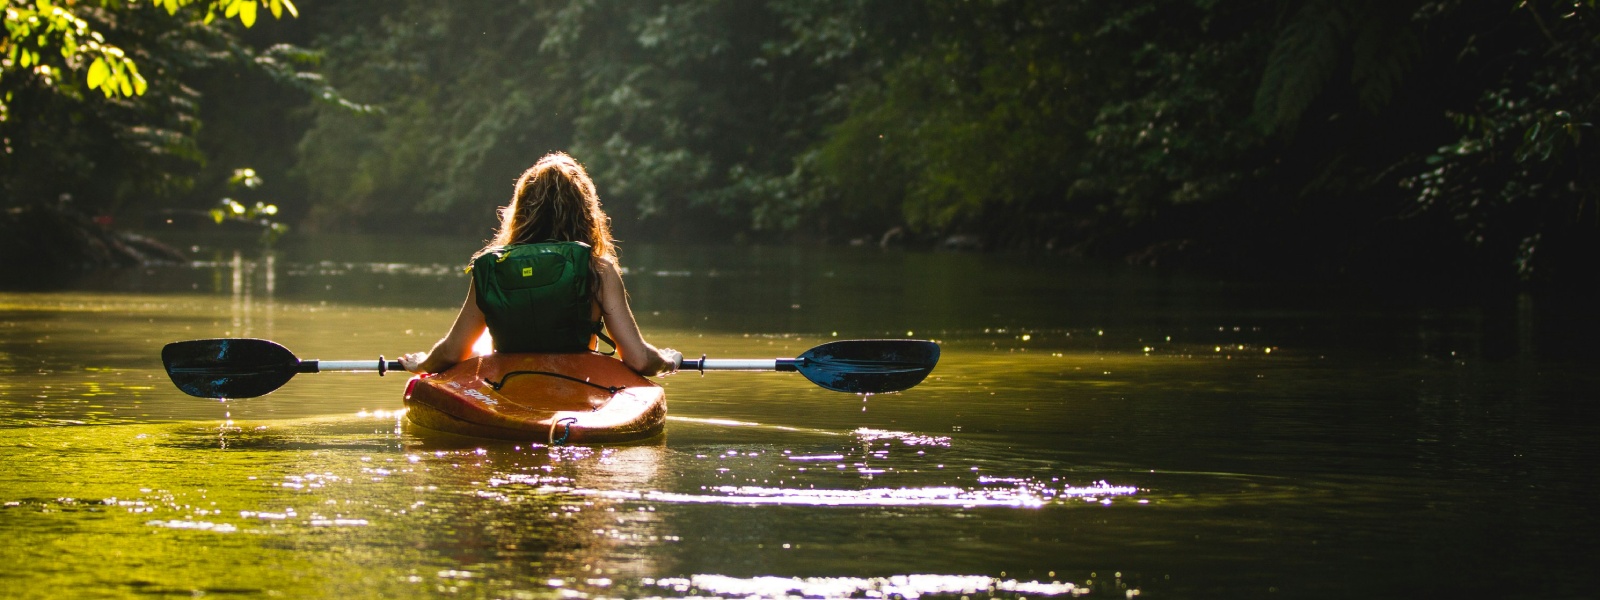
[477,152,617,265]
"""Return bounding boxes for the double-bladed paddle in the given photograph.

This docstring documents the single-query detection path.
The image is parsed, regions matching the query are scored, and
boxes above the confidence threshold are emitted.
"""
[161,338,940,399]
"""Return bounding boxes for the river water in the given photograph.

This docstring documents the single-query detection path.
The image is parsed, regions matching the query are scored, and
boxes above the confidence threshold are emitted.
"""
[0,233,1595,599]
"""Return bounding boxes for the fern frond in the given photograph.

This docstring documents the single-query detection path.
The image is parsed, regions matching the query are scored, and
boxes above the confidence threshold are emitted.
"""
[1253,0,1349,135]
[1350,5,1420,113]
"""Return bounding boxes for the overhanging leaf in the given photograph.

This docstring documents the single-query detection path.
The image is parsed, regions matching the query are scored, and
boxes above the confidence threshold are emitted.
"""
[239,1,256,27]
[86,57,109,89]
[130,66,148,95]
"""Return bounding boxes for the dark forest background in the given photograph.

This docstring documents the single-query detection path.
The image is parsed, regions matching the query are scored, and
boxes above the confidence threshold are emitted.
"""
[4,0,1597,289]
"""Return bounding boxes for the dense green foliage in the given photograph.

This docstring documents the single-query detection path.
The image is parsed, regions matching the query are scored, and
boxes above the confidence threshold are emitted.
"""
[286,0,1595,286]
[1,0,343,217]
[6,0,1596,286]
[4,0,295,110]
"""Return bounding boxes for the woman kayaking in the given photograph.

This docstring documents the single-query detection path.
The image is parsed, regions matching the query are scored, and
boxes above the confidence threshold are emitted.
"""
[400,152,680,377]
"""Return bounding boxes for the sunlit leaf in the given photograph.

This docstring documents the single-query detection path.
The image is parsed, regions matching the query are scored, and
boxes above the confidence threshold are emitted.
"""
[130,66,147,95]
[238,0,256,27]
[86,57,109,89]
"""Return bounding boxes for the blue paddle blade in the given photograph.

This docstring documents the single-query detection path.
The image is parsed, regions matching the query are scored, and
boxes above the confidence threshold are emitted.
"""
[161,338,300,398]
[791,339,940,393]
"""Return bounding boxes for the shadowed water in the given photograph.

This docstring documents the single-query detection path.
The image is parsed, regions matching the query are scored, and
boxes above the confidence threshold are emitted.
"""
[1,233,1596,598]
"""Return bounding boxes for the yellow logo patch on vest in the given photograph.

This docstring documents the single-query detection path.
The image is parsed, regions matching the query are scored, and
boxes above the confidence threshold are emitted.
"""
[521,266,534,277]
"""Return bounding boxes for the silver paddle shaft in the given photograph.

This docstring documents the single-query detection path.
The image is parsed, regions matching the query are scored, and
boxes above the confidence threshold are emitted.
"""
[302,359,404,374]
[682,358,801,372]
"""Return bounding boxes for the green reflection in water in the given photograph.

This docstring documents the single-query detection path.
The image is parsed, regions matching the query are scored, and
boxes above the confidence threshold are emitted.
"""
[3,237,1599,598]
[0,408,1168,598]
[0,415,675,598]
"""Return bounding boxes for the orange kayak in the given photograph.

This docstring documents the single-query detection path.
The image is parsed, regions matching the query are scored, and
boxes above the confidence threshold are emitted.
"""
[402,353,665,444]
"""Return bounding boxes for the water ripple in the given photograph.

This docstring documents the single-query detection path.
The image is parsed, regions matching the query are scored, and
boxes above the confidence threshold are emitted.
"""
[538,479,1138,508]
[644,574,1087,599]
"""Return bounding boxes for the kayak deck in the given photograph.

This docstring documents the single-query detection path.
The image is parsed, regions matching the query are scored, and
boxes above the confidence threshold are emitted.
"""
[403,353,665,443]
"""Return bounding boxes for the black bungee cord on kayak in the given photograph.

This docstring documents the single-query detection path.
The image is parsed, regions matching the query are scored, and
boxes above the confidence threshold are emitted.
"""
[486,370,626,395]
[482,372,611,446]
[479,372,610,446]
[485,369,630,446]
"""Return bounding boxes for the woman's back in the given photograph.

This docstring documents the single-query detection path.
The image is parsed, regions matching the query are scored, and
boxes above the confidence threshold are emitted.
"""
[400,152,679,377]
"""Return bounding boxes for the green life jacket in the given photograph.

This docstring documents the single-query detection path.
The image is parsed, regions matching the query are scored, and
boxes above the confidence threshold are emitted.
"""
[472,241,604,353]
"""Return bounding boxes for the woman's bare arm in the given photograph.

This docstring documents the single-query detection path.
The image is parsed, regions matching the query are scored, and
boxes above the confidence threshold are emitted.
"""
[596,257,679,375]
[400,281,487,374]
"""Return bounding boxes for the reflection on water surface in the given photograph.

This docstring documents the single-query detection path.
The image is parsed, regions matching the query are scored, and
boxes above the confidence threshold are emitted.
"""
[2,235,1597,598]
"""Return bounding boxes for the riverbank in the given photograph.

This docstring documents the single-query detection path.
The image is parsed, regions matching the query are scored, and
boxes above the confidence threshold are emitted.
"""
[0,204,187,288]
